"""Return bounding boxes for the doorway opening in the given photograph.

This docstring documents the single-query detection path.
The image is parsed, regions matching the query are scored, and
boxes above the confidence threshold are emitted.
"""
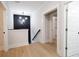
[44,9,57,54]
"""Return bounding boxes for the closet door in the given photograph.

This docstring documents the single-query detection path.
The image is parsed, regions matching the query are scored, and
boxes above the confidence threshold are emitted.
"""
[67,2,79,56]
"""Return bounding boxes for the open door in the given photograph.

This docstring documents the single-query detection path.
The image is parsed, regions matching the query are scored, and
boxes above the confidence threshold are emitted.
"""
[67,2,79,56]
[0,2,7,51]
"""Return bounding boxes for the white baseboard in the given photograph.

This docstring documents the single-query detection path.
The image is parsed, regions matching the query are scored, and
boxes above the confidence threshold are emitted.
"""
[8,42,29,49]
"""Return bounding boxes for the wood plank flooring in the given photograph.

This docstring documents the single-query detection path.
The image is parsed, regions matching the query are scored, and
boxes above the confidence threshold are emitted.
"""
[0,43,59,57]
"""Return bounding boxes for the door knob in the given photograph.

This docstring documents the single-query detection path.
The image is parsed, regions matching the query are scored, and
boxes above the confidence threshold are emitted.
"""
[3,32,5,34]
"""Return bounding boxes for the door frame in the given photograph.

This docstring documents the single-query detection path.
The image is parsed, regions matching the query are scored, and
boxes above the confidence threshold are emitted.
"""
[43,6,59,55]
[64,1,72,57]
[44,8,57,43]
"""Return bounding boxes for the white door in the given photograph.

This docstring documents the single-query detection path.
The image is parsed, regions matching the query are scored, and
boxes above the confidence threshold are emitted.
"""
[67,2,79,56]
[52,16,57,40]
[49,16,57,42]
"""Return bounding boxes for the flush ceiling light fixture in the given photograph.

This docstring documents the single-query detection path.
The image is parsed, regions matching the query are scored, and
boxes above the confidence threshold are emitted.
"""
[14,1,21,3]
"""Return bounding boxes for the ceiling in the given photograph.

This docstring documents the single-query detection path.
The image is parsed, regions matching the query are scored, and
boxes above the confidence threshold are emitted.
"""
[4,1,61,11]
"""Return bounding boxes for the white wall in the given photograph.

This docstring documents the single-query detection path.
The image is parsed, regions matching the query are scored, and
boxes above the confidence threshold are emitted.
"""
[8,29,28,49]
[31,10,41,43]
[57,3,65,56]
[8,9,41,48]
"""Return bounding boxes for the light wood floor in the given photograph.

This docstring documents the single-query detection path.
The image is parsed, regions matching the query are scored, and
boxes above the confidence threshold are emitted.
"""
[0,43,59,57]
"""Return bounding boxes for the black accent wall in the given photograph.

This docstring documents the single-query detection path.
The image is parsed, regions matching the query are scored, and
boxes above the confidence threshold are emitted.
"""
[13,14,31,44]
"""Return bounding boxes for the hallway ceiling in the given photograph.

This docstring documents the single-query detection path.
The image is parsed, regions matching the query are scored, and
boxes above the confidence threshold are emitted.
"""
[4,1,61,11]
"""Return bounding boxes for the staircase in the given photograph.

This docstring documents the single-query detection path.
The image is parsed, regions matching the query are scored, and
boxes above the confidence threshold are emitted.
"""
[32,29,40,40]
[32,29,41,43]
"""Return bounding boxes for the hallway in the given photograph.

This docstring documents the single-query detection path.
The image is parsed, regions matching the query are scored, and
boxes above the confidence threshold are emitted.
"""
[0,43,59,57]
[0,1,73,57]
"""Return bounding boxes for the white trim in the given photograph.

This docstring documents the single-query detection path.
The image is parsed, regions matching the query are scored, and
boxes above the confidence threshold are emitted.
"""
[8,42,29,49]
[1,2,8,10]
[42,5,58,43]
[42,5,63,56]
